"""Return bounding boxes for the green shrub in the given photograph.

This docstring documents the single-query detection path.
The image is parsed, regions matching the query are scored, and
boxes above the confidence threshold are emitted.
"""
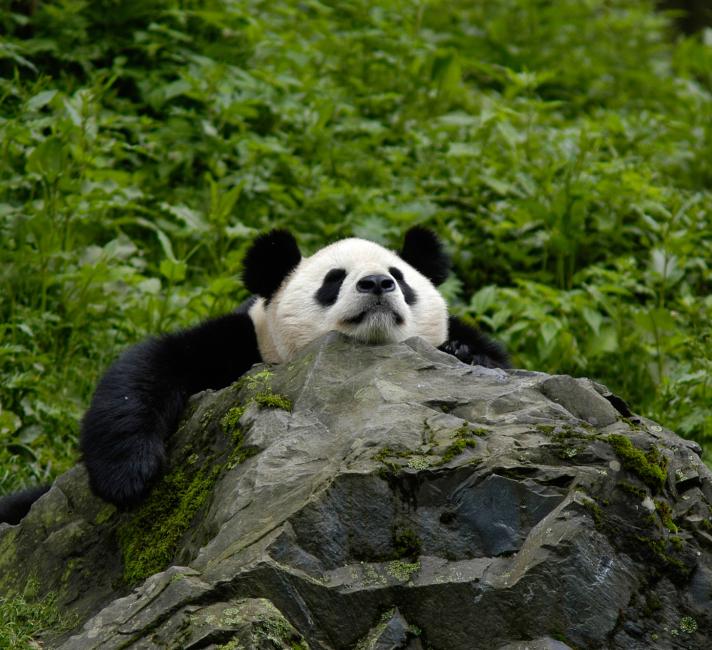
[0,0,709,494]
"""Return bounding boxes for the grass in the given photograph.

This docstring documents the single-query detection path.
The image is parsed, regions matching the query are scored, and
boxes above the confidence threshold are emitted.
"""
[0,577,76,648]
[0,0,710,495]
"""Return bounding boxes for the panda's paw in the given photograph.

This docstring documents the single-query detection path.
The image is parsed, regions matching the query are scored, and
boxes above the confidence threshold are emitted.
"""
[85,437,166,508]
[440,339,509,369]
[440,339,477,365]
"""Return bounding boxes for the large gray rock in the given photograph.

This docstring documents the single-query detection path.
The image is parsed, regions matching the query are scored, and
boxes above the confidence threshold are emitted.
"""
[1,333,711,649]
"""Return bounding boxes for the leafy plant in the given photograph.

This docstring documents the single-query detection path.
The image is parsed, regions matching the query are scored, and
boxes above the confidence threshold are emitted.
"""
[0,0,710,495]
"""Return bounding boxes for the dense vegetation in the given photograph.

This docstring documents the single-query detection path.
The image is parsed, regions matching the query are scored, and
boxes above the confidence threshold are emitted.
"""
[1,0,710,495]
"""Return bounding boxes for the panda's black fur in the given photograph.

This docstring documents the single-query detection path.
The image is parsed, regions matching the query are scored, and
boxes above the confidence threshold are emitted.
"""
[0,227,508,523]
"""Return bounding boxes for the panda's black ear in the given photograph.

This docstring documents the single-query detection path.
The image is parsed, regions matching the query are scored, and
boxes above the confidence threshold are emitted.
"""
[243,229,302,299]
[400,227,451,286]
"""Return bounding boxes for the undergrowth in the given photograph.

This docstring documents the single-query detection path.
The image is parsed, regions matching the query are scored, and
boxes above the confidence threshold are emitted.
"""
[0,0,710,494]
[0,577,76,648]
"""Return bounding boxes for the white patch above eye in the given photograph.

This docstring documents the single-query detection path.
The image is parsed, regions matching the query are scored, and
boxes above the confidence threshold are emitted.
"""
[251,238,448,362]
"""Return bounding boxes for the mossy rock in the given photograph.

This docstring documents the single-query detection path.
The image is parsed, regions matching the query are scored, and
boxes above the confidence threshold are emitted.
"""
[1,335,711,649]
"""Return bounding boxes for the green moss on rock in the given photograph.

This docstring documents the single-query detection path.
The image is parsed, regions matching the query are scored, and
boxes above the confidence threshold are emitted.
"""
[253,392,292,411]
[617,481,647,500]
[535,424,556,435]
[439,438,477,464]
[581,497,605,531]
[221,406,247,436]
[607,434,668,492]
[437,425,481,465]
[217,640,241,650]
[373,446,435,474]
[642,592,662,619]
[93,503,117,526]
[118,464,220,585]
[576,484,693,585]
[655,500,678,533]
[393,527,421,560]
[551,424,596,443]
[634,535,691,581]
[241,369,274,391]
[227,425,260,470]
[373,446,416,475]
[118,391,268,588]
[373,446,409,462]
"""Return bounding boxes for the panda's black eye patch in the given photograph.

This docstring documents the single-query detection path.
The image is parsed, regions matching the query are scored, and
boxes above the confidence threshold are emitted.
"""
[315,268,347,307]
[389,266,417,305]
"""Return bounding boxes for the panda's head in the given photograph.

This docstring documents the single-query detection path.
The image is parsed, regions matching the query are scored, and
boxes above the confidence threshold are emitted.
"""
[242,227,451,363]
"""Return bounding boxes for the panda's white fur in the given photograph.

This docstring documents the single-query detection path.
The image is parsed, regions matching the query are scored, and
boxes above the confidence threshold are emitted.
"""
[248,237,448,363]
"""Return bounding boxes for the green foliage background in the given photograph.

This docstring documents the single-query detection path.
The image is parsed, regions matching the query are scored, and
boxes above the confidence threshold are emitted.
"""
[1,0,710,492]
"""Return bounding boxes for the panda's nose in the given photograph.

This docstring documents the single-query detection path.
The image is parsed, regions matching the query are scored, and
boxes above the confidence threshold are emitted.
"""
[357,274,396,295]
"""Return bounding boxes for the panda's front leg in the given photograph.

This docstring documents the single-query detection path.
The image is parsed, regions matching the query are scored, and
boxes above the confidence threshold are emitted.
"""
[80,312,261,507]
[439,316,510,369]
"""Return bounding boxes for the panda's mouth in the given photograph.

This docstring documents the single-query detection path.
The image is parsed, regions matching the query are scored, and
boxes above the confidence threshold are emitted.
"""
[342,302,404,327]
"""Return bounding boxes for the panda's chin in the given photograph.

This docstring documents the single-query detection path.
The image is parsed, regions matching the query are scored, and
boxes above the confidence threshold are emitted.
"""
[341,304,404,344]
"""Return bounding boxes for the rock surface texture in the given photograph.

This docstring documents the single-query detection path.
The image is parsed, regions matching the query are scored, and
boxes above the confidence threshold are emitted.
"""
[1,334,711,649]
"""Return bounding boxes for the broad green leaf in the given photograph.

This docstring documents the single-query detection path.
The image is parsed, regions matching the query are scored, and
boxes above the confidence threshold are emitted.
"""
[582,307,603,335]
[27,89,58,111]
[587,327,619,357]
[470,286,497,314]
[0,410,21,437]
[159,259,187,283]
[161,203,209,232]
[138,278,162,295]
[540,319,561,345]
[447,143,479,157]
[156,230,177,262]
[438,113,479,128]
[26,137,67,181]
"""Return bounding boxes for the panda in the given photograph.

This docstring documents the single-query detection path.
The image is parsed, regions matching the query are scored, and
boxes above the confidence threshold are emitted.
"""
[0,227,508,524]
